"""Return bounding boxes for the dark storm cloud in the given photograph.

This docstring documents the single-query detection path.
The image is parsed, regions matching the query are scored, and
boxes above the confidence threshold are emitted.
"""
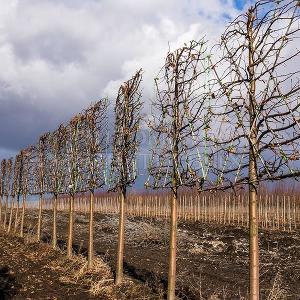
[0,86,59,150]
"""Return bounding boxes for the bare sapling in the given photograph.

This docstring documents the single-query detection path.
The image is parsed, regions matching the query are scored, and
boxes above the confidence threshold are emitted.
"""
[47,125,68,249]
[20,147,33,238]
[3,158,12,230]
[0,159,7,225]
[110,69,143,284]
[66,114,85,258]
[207,1,300,298]
[36,134,49,242]
[146,40,213,300]
[82,100,108,269]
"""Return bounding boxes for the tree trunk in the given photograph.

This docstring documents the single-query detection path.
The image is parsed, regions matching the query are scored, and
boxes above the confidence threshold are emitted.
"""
[3,195,8,229]
[67,195,75,258]
[52,194,58,249]
[249,161,259,299]
[7,197,15,233]
[247,8,259,299]
[167,189,177,300]
[14,197,20,233]
[20,194,26,238]
[0,196,2,224]
[37,194,43,241]
[115,189,126,284]
[88,191,94,269]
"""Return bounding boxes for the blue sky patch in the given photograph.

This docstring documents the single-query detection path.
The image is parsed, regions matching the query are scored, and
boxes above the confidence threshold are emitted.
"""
[234,0,247,10]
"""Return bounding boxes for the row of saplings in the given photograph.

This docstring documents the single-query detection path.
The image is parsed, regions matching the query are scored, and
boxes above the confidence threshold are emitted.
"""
[1,1,300,299]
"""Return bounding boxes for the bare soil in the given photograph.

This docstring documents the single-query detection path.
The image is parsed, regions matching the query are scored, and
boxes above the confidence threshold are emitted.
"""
[0,231,96,299]
[0,227,160,299]
[3,210,300,299]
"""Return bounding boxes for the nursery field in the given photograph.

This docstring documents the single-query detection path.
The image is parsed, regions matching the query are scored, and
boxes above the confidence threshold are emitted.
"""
[0,1,299,299]
[5,208,298,299]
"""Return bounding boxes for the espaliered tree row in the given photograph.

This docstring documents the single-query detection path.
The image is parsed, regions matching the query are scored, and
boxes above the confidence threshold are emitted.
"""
[0,1,299,299]
[0,70,142,274]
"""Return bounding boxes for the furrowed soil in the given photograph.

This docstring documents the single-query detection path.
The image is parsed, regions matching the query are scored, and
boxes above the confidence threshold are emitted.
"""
[3,210,300,299]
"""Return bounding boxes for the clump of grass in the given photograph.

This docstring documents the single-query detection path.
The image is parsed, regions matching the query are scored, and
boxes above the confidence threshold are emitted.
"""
[50,254,112,286]
[48,254,161,299]
[267,272,288,300]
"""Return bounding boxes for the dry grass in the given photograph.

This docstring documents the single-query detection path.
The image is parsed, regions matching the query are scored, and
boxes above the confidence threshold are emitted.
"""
[126,219,169,247]
[267,273,288,300]
[47,253,162,299]
[48,254,113,298]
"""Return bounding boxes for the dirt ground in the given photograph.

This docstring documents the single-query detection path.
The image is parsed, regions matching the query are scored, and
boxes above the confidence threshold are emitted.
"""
[2,210,300,299]
[0,231,96,299]
[0,228,160,300]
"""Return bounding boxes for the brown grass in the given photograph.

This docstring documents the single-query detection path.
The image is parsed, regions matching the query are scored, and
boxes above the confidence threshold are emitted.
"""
[267,273,288,300]
[47,252,162,299]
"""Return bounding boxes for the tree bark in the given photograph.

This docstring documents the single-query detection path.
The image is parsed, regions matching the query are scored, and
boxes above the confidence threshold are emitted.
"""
[247,7,259,299]
[14,197,20,233]
[67,195,75,258]
[168,189,177,300]
[7,197,15,233]
[20,194,26,238]
[88,191,94,269]
[52,194,58,249]
[249,159,259,299]
[3,195,8,229]
[0,196,2,224]
[115,189,126,284]
[37,194,43,241]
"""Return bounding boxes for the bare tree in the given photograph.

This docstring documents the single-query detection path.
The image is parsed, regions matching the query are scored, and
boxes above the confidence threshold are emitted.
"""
[110,69,143,284]
[206,1,300,298]
[82,100,108,269]
[65,114,85,258]
[36,134,49,241]
[3,158,12,230]
[47,125,68,249]
[7,156,17,234]
[20,146,34,238]
[14,151,24,233]
[0,159,6,224]
[146,40,212,300]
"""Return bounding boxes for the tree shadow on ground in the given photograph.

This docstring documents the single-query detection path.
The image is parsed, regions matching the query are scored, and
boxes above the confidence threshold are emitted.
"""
[0,266,18,300]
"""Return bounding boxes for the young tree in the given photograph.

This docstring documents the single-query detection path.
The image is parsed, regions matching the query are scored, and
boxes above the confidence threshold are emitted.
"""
[36,134,49,241]
[47,125,68,249]
[207,1,300,298]
[3,158,12,230]
[14,151,24,233]
[8,154,21,233]
[0,159,6,224]
[110,69,143,284]
[83,100,108,269]
[146,40,212,300]
[8,153,23,232]
[66,114,85,258]
[20,147,34,238]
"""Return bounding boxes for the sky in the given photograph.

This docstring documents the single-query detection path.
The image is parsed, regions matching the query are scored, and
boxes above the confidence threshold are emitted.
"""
[0,0,248,162]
